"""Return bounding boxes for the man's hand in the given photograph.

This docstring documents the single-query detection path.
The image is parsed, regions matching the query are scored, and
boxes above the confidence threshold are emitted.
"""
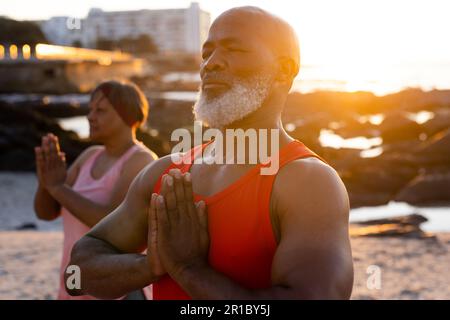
[153,169,209,279]
[147,193,167,278]
[35,133,67,195]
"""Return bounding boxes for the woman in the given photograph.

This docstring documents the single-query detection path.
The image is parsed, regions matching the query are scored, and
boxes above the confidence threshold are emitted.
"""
[34,80,157,300]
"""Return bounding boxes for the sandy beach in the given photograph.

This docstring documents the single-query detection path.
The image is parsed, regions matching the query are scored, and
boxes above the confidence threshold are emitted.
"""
[0,231,448,300]
[1,172,449,300]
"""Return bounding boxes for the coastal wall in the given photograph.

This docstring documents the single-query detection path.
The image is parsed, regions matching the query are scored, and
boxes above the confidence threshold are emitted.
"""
[0,43,145,93]
[0,59,144,94]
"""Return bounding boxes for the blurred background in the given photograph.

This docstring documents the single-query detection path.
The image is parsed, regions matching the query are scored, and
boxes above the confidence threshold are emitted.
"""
[0,0,449,300]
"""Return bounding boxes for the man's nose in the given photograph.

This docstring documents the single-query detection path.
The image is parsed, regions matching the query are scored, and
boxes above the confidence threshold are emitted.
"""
[201,50,226,74]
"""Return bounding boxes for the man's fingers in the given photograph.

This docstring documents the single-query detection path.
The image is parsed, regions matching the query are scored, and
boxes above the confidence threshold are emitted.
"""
[149,193,159,238]
[156,195,169,231]
[196,201,209,247]
[159,174,177,225]
[196,201,208,230]
[149,194,166,277]
[162,174,177,213]
[183,172,194,202]
[182,172,198,221]
[160,174,171,196]
[150,193,158,229]
[169,169,193,219]
[169,169,185,201]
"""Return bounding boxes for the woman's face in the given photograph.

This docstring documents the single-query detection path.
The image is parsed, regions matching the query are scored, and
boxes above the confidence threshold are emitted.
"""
[87,91,129,142]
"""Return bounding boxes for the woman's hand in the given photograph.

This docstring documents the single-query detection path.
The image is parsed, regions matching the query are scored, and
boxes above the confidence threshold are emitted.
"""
[35,133,67,195]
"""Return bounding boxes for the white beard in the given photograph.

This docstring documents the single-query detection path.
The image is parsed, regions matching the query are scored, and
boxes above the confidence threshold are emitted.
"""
[193,74,273,128]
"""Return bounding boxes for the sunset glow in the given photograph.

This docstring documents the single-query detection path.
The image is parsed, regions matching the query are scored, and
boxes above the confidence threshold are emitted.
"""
[1,0,449,94]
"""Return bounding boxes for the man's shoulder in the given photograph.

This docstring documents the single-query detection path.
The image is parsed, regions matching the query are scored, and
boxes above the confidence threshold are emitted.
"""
[276,156,337,185]
[272,156,349,217]
[135,152,184,190]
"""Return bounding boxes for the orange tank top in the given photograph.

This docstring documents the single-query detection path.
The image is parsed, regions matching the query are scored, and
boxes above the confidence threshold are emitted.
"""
[152,140,324,299]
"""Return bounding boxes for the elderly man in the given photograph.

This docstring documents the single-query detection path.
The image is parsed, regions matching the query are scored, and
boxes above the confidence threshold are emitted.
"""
[68,6,353,300]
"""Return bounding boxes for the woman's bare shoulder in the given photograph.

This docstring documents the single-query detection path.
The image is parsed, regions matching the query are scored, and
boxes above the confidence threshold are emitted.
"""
[74,145,103,167]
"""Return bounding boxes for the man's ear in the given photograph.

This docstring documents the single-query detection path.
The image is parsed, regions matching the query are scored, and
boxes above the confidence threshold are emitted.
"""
[275,57,298,84]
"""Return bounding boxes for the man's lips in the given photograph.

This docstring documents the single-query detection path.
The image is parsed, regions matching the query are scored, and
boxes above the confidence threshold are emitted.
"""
[201,80,230,90]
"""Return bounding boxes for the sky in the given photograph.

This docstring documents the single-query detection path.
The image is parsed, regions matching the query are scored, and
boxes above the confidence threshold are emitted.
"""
[2,0,450,93]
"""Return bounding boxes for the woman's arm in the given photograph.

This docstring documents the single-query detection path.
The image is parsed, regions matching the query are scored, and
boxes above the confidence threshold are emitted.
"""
[33,134,90,221]
[48,150,155,227]
[34,134,98,221]
[34,184,61,221]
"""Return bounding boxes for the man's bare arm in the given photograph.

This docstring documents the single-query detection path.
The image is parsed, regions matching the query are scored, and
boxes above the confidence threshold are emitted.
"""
[67,155,174,298]
[169,159,354,299]
[67,235,152,299]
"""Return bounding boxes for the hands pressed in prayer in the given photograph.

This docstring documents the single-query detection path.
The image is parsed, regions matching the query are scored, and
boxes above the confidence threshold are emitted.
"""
[35,133,67,195]
[149,169,209,279]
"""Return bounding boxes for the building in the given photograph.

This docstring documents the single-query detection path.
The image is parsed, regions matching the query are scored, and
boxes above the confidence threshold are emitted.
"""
[39,16,85,47]
[39,2,210,54]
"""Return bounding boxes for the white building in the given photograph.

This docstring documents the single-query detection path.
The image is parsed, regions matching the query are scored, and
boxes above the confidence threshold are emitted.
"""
[39,2,210,54]
[39,16,85,47]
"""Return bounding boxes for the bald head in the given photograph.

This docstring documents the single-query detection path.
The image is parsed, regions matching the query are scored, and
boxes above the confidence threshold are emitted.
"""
[212,6,300,78]
[196,6,300,128]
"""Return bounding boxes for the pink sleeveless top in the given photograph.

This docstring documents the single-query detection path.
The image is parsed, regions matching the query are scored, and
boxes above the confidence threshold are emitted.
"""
[57,143,147,300]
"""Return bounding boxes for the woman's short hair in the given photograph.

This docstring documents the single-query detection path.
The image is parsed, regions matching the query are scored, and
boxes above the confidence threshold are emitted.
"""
[91,80,149,128]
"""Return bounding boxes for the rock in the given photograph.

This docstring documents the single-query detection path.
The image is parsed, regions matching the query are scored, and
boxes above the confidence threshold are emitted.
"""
[378,88,450,113]
[414,128,450,164]
[379,111,423,144]
[283,112,330,151]
[334,119,379,139]
[15,223,37,230]
[339,155,419,208]
[355,213,428,226]
[379,140,421,155]
[284,91,378,115]
[350,214,433,239]
[136,127,171,157]
[0,95,89,118]
[347,192,392,208]
[421,108,450,137]
[285,89,450,116]
[395,172,450,205]
[0,100,92,171]
[320,146,362,170]
[146,97,195,152]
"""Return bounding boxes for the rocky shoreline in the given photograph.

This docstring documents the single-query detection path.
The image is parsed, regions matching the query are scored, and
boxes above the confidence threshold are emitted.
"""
[1,88,450,208]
